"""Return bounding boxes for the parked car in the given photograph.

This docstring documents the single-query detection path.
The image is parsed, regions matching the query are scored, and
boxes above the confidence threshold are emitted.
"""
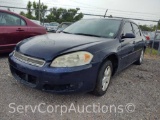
[149,31,160,50]
[142,31,152,45]
[56,22,72,33]
[47,22,59,32]
[0,9,47,53]
[43,23,50,30]
[9,18,146,96]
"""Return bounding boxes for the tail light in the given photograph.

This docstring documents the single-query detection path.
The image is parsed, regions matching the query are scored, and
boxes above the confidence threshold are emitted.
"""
[145,36,150,40]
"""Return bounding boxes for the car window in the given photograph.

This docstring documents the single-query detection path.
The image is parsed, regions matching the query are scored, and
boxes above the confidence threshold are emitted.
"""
[149,32,160,40]
[122,22,134,35]
[132,23,141,37]
[0,12,7,25]
[62,24,68,28]
[21,19,26,26]
[156,33,160,40]
[0,12,26,26]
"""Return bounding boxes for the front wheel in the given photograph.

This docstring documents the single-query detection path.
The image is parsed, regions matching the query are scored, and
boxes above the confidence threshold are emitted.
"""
[92,60,113,96]
[135,49,144,65]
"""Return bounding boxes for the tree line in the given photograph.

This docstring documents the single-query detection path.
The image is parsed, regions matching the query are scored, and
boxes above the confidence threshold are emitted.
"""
[20,1,160,31]
[139,24,160,31]
[20,1,83,23]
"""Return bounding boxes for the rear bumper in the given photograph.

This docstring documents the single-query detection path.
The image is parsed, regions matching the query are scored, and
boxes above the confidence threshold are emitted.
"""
[8,53,100,94]
[0,44,15,53]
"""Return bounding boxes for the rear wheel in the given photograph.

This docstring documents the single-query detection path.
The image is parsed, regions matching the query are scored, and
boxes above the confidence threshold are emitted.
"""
[92,60,113,96]
[135,49,144,65]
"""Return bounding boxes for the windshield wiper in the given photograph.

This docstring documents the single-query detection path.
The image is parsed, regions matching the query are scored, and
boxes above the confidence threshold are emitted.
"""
[73,33,103,38]
[62,31,72,34]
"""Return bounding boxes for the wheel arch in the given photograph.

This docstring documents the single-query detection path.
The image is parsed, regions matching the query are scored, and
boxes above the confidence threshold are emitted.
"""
[99,53,119,76]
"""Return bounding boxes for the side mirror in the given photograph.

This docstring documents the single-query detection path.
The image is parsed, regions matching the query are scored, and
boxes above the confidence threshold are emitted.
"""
[122,33,135,39]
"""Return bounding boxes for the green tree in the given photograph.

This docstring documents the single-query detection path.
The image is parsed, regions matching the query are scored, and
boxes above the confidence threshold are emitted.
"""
[26,1,34,19]
[20,1,48,21]
[46,7,83,23]
[139,25,152,31]
[20,11,26,17]
[152,22,160,31]
[20,1,34,19]
[32,1,48,20]
[20,1,83,23]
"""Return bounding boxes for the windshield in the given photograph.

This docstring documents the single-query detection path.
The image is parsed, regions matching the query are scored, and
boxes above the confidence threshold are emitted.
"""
[44,23,49,26]
[63,19,121,38]
[50,22,59,26]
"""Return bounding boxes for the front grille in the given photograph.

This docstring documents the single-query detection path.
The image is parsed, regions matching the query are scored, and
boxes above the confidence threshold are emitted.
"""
[13,51,45,67]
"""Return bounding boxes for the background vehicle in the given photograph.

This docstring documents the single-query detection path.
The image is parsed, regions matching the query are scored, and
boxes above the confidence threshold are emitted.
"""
[142,31,152,45]
[149,31,160,50]
[9,18,146,96]
[47,22,59,32]
[56,22,72,33]
[0,9,46,53]
[43,23,50,31]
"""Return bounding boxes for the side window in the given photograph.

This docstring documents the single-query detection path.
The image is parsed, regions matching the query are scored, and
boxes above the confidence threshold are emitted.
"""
[4,13,21,26]
[0,12,26,26]
[132,23,141,37]
[123,22,134,35]
[21,19,26,26]
[156,33,160,40]
[0,12,6,25]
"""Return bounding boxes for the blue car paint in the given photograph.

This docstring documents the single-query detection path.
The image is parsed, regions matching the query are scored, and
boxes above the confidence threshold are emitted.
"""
[9,52,100,93]
[8,19,146,94]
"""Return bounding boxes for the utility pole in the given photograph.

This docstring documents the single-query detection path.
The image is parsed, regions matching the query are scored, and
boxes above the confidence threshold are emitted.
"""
[39,0,40,21]
[104,9,108,18]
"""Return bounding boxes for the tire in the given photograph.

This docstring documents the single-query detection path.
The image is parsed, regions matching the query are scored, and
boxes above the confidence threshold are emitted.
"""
[135,49,144,65]
[92,60,113,96]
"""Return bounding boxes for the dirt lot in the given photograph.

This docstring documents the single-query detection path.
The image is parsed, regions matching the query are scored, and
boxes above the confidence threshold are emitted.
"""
[0,54,160,120]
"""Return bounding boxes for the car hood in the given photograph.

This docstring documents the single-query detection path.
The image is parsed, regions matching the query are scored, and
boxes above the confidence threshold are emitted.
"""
[16,33,110,61]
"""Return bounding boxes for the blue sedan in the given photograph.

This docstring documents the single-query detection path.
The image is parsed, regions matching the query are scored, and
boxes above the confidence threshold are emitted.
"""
[9,18,146,96]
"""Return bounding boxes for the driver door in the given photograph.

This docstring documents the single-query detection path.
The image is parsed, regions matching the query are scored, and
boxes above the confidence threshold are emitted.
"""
[118,22,136,70]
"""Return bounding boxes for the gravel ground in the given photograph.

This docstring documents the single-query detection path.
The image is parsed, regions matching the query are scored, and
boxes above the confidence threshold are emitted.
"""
[0,54,160,120]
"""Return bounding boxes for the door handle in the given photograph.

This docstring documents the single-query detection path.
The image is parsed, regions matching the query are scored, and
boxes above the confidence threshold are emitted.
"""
[16,28,24,32]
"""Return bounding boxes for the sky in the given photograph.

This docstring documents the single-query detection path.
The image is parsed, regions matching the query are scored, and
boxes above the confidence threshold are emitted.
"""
[0,0,160,25]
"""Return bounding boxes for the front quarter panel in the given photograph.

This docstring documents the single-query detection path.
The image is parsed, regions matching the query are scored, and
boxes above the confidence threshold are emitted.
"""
[91,39,121,63]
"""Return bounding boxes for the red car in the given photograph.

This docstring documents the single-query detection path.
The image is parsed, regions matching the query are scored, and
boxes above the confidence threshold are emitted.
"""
[0,9,46,53]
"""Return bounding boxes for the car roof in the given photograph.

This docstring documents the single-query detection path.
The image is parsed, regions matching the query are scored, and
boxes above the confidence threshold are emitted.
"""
[82,18,134,22]
[0,9,20,16]
[83,18,123,21]
[82,18,138,26]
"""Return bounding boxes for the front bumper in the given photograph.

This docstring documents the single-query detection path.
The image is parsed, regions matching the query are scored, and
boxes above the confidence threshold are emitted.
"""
[8,53,100,94]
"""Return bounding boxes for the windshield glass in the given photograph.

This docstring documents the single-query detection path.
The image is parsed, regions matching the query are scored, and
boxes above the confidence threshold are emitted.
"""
[44,23,49,26]
[63,19,121,38]
[50,22,59,26]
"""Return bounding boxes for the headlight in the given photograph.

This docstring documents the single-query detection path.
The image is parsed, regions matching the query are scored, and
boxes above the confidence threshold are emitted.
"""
[50,51,93,67]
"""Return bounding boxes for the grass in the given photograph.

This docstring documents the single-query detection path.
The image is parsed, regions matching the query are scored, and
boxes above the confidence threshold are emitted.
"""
[145,47,159,55]
[144,47,160,60]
